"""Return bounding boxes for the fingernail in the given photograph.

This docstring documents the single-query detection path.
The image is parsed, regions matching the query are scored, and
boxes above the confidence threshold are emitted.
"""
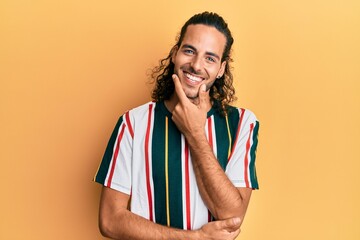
[200,84,206,92]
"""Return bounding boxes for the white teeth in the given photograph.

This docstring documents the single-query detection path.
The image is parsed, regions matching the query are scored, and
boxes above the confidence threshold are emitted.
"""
[185,72,202,82]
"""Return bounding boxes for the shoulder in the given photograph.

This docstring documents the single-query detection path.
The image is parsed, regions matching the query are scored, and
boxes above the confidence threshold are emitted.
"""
[126,101,157,117]
[226,105,258,124]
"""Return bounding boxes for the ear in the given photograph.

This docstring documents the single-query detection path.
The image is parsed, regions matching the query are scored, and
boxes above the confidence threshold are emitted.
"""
[171,46,179,64]
[218,61,227,78]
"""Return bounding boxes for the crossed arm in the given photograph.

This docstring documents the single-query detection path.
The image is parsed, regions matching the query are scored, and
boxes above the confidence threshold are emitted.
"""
[99,187,241,240]
[98,74,253,239]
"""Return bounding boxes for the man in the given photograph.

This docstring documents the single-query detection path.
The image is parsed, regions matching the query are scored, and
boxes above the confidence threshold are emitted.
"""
[94,12,259,240]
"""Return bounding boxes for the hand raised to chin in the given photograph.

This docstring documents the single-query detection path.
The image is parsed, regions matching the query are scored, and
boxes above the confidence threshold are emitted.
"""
[171,74,210,140]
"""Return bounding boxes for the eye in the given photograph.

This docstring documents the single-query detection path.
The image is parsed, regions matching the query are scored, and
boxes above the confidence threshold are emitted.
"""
[206,56,216,63]
[183,49,194,55]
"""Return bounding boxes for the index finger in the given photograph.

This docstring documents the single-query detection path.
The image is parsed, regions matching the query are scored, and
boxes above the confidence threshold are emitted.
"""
[172,74,188,103]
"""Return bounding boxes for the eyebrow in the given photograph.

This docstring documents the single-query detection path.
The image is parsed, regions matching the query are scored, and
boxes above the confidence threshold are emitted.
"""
[181,44,221,60]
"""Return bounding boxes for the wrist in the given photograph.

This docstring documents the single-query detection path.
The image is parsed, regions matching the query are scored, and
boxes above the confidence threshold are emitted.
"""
[184,129,207,146]
[192,228,203,240]
[175,228,202,240]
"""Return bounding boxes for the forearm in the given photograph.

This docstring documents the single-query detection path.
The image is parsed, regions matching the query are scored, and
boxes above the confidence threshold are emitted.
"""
[100,208,199,240]
[186,133,245,220]
[169,75,251,223]
[99,187,200,240]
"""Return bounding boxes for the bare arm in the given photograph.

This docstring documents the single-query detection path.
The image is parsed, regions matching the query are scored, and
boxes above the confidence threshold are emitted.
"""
[171,74,253,221]
[187,135,252,221]
[99,186,241,240]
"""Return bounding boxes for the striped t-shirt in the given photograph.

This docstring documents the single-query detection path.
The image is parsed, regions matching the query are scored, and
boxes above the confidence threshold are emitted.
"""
[94,101,259,230]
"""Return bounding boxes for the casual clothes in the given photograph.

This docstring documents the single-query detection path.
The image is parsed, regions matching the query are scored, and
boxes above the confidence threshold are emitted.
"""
[94,101,259,230]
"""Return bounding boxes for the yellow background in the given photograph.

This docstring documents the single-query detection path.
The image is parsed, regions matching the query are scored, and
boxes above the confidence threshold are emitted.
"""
[1,0,359,239]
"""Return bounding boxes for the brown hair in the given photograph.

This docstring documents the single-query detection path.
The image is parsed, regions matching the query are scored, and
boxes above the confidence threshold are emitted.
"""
[151,12,236,115]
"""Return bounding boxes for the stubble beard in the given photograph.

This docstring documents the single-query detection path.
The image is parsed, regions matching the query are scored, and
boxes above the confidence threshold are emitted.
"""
[176,65,214,100]
[184,82,213,101]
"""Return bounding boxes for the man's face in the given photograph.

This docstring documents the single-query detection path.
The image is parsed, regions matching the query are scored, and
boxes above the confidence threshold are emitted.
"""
[172,24,227,100]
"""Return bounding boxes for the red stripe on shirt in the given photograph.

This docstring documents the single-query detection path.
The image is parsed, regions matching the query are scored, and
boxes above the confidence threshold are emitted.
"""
[207,117,213,222]
[106,124,126,187]
[125,111,134,139]
[244,123,254,188]
[184,141,191,230]
[145,104,154,221]
[207,117,213,149]
[228,109,245,162]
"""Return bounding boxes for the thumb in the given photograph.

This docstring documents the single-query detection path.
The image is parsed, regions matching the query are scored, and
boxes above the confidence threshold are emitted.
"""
[220,217,241,232]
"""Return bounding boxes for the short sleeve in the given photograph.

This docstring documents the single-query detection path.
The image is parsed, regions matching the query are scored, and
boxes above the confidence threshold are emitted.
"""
[93,111,134,194]
[225,110,259,189]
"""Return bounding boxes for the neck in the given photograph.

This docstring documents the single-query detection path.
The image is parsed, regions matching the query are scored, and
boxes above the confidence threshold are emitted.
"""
[164,94,212,113]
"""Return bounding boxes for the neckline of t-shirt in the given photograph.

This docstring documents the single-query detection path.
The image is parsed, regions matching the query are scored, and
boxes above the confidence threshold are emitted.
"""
[157,101,216,118]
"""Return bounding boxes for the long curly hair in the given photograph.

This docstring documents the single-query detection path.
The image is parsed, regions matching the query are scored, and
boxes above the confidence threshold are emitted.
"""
[151,12,236,116]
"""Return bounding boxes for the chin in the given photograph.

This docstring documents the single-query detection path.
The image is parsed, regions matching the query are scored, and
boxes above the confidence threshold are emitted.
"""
[183,89,199,99]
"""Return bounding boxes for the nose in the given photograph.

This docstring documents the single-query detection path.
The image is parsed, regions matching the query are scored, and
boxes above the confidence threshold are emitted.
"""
[190,55,203,73]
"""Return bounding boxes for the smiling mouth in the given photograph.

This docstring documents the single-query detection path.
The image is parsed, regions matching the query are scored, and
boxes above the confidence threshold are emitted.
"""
[184,72,204,83]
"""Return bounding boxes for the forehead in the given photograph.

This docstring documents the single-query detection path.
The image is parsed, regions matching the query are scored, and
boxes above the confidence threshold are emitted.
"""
[181,24,226,56]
